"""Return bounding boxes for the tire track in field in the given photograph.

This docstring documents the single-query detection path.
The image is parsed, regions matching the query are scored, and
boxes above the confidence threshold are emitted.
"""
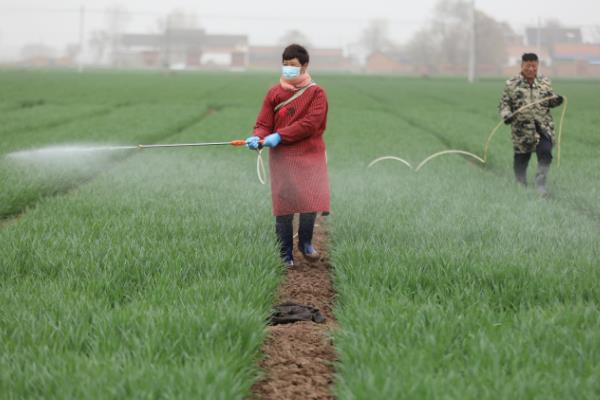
[0,104,224,227]
[351,85,484,168]
[349,84,453,147]
[3,98,47,111]
[2,102,133,138]
[251,216,337,400]
[425,92,497,119]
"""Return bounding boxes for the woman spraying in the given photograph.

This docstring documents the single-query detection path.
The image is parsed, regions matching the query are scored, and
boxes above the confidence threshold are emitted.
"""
[246,44,330,268]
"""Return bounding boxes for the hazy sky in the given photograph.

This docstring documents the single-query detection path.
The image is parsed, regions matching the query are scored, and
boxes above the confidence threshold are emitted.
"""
[0,0,599,60]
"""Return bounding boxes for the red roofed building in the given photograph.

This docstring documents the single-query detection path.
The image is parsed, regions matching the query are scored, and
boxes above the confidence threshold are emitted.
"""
[310,48,353,71]
[118,29,248,70]
[552,43,600,77]
[553,43,600,63]
[365,51,416,75]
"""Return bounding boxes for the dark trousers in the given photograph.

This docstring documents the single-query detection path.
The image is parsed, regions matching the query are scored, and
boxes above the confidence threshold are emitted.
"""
[513,133,553,185]
[275,213,317,261]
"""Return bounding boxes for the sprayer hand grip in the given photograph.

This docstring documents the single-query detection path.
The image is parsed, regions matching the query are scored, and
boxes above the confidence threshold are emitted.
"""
[245,136,265,150]
[232,139,265,147]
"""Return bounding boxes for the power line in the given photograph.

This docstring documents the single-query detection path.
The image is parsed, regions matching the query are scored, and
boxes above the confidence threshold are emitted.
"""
[2,6,598,27]
[0,7,428,25]
[468,0,476,83]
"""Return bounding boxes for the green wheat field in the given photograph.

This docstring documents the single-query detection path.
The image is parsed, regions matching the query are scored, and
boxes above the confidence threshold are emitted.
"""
[1,70,599,399]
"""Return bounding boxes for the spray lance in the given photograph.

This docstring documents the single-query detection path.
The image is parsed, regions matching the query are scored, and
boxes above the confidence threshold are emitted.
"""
[136,139,259,149]
[7,138,268,184]
[136,139,268,184]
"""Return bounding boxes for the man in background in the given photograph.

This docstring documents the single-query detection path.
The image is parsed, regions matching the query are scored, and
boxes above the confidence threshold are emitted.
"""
[499,53,564,196]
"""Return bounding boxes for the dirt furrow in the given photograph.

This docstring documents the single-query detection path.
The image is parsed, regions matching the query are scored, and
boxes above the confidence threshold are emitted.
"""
[252,216,337,400]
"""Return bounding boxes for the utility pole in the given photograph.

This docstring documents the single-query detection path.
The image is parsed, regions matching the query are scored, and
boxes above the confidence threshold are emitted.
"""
[467,0,476,83]
[536,17,542,54]
[78,5,85,72]
[536,17,542,74]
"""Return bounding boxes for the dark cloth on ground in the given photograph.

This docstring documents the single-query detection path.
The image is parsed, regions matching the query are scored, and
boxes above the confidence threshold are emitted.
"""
[269,302,326,325]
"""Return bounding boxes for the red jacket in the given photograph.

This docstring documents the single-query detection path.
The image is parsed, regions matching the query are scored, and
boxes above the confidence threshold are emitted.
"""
[253,84,330,216]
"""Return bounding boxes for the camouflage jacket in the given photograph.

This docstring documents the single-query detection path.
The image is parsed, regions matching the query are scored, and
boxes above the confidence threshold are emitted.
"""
[499,74,562,153]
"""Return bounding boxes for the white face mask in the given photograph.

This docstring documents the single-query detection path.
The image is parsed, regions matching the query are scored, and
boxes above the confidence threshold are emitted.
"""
[282,65,301,80]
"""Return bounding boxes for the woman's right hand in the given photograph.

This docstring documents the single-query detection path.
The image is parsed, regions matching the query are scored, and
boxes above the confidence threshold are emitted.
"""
[245,136,260,150]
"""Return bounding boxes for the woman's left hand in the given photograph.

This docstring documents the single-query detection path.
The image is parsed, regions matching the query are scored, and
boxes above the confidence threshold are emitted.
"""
[264,133,281,148]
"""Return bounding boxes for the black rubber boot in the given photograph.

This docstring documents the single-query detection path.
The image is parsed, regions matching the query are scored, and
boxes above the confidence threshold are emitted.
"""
[535,163,551,198]
[534,133,553,198]
[298,212,319,261]
[514,152,531,187]
[275,214,294,267]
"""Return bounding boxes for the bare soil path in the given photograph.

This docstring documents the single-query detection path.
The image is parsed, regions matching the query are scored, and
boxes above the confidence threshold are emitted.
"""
[251,216,337,400]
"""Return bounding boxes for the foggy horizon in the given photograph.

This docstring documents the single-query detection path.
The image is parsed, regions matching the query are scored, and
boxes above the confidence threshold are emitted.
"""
[1,0,599,63]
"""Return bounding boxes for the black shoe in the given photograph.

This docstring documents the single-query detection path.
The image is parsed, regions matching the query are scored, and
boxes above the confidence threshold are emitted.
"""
[282,256,294,268]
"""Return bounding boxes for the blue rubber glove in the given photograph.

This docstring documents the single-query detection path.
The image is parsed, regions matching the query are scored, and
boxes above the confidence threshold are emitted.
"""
[245,136,260,150]
[263,133,281,148]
